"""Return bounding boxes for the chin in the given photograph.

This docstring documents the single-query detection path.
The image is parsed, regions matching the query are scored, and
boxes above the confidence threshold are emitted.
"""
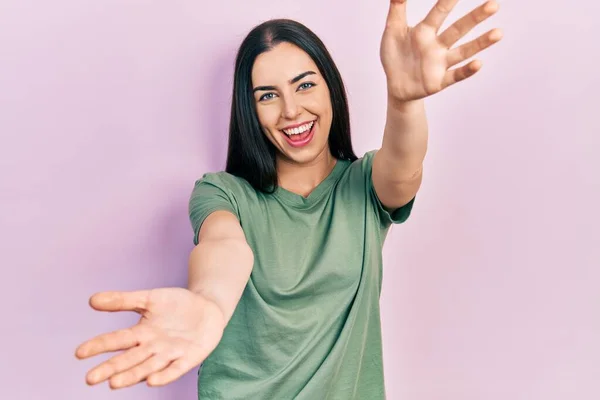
[279,143,331,166]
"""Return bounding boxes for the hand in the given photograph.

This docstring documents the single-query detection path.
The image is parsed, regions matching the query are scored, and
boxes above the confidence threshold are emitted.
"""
[75,288,225,389]
[381,0,503,102]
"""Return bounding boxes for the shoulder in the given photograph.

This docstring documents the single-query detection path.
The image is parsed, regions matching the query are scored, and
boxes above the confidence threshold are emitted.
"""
[340,150,378,182]
[188,171,257,244]
[354,150,377,169]
[193,171,255,197]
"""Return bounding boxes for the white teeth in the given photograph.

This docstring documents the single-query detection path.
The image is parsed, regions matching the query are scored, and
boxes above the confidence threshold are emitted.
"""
[283,121,314,136]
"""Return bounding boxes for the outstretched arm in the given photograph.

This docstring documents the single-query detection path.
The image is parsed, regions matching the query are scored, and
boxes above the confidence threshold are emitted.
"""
[75,211,253,389]
[188,210,254,324]
[373,0,503,209]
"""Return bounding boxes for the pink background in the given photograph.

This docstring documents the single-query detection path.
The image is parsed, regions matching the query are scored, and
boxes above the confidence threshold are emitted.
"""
[2,1,598,399]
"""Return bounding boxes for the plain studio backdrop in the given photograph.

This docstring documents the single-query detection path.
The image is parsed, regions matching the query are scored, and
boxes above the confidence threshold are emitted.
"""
[1,1,598,399]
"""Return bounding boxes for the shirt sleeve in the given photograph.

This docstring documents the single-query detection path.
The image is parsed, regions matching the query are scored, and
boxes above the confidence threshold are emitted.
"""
[362,150,416,229]
[188,173,239,245]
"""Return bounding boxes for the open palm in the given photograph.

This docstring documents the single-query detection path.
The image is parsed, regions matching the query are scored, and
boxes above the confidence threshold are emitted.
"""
[75,288,225,389]
[381,0,503,101]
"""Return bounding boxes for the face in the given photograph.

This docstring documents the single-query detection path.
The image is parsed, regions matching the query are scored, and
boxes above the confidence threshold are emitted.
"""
[251,42,333,166]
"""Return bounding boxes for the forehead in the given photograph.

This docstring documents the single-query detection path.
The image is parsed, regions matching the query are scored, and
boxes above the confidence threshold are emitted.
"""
[252,42,319,84]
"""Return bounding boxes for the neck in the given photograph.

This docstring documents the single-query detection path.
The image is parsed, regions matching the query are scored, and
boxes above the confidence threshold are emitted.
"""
[276,148,337,198]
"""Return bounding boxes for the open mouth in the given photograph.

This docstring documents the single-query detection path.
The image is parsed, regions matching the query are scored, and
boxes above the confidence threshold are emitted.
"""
[280,120,316,148]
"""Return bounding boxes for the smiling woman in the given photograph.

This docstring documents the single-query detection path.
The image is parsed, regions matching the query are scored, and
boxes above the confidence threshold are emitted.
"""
[251,44,338,192]
[253,69,320,149]
[75,1,502,399]
[225,20,357,194]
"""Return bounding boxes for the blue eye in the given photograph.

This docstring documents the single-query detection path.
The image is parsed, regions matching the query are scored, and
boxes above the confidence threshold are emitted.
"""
[259,93,276,102]
[298,82,315,90]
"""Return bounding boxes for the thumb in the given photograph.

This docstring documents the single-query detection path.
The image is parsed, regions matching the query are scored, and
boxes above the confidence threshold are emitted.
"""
[386,0,408,29]
[89,290,150,312]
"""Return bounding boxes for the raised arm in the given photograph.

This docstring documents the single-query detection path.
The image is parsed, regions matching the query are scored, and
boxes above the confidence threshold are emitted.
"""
[373,0,502,209]
[75,211,253,389]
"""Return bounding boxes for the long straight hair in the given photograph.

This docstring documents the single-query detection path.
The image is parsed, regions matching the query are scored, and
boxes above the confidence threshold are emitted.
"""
[225,19,357,192]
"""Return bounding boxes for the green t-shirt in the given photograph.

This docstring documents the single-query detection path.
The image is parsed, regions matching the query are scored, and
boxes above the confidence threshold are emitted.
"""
[188,150,415,399]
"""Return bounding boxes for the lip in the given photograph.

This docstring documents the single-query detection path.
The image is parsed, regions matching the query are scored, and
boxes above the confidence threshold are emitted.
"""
[280,119,317,131]
[280,119,316,148]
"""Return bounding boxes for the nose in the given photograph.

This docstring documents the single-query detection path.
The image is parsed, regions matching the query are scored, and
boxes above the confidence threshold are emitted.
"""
[281,95,300,120]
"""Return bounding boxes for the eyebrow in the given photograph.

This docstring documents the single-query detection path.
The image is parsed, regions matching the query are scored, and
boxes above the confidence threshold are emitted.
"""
[253,71,317,93]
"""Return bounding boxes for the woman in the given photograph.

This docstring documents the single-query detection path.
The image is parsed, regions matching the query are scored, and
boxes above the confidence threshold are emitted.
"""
[76,1,502,398]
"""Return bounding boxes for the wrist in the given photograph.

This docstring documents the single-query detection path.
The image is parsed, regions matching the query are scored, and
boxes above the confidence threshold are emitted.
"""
[190,290,228,328]
[387,95,425,114]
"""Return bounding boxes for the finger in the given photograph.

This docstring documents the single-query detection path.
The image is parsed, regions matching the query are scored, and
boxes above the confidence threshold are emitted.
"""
[422,0,460,31]
[442,59,482,88]
[146,357,196,387]
[386,0,408,29]
[109,354,174,389]
[76,326,143,359]
[86,344,153,385]
[439,1,500,47]
[88,290,150,312]
[447,28,502,67]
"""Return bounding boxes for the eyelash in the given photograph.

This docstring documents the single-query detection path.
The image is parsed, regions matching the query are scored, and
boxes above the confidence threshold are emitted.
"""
[259,82,316,102]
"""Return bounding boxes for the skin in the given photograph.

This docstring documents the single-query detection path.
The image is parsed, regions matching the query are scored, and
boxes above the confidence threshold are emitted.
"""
[374,0,502,208]
[252,42,336,197]
[75,0,502,390]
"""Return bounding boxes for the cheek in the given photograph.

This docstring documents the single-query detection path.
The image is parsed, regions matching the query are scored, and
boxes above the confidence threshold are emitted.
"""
[256,106,280,132]
[307,91,332,118]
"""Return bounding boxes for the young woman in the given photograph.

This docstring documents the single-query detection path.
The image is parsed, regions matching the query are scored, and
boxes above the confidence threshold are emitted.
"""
[76,1,502,398]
